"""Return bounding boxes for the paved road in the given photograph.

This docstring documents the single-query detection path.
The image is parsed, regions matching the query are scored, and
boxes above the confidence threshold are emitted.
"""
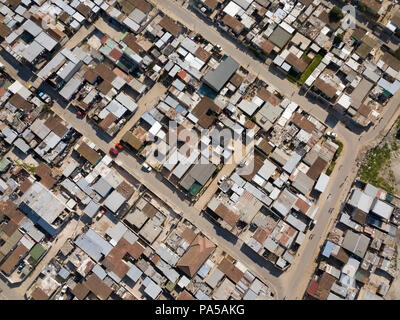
[0,278,24,300]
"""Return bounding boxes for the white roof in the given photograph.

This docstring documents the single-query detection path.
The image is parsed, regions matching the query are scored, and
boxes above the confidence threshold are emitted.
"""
[371,199,393,220]
[314,173,329,193]
[116,92,138,113]
[223,1,242,16]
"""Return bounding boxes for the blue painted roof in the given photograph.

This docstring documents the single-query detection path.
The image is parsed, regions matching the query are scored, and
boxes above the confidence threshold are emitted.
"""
[322,241,335,258]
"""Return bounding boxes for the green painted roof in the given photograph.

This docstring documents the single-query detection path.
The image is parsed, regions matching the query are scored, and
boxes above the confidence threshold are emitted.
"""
[189,181,202,196]
[29,243,46,262]
[0,230,23,256]
[0,157,10,172]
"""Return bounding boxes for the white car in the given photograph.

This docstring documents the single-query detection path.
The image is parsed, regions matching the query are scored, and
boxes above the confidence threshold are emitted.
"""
[218,175,227,184]
[326,131,337,139]
[142,163,152,172]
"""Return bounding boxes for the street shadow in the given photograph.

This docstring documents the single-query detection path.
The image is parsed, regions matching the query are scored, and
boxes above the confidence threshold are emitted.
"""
[268,64,287,80]
[239,243,284,277]
[0,49,36,83]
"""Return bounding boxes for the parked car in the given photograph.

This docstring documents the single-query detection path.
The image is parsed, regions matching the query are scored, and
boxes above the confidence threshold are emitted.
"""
[115,142,123,150]
[109,147,118,156]
[17,261,26,273]
[142,163,152,172]
[326,131,337,139]
[96,208,106,219]
[218,175,227,184]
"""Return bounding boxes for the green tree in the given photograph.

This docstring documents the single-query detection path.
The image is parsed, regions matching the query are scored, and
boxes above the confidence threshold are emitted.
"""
[333,33,344,44]
[329,6,344,22]
[395,48,400,60]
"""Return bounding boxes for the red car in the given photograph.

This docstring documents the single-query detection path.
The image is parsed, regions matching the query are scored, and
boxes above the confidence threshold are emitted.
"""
[115,142,123,150]
[97,208,106,219]
[109,147,118,156]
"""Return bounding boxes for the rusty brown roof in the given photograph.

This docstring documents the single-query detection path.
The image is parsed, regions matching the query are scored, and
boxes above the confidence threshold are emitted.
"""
[76,142,102,165]
[71,282,90,300]
[0,22,10,38]
[8,93,33,113]
[306,157,327,180]
[194,46,212,63]
[291,112,316,134]
[94,63,117,83]
[285,53,308,73]
[98,80,113,95]
[0,200,25,224]
[218,258,244,283]
[76,3,91,17]
[0,243,28,275]
[84,69,98,83]
[159,16,182,37]
[192,96,221,129]
[176,290,195,300]
[31,287,49,300]
[44,115,68,137]
[222,14,244,34]
[123,33,144,54]
[260,39,275,54]
[214,203,240,228]
[177,235,215,277]
[180,227,197,244]
[142,202,158,219]
[314,78,337,99]
[35,162,57,189]
[84,274,113,300]
[99,113,117,131]
[229,73,244,87]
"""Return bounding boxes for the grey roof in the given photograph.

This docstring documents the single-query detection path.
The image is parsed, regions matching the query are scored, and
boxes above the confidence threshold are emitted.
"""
[203,56,239,92]
[126,264,143,282]
[186,160,216,185]
[35,31,58,51]
[129,8,146,24]
[104,190,126,213]
[22,19,42,36]
[282,153,302,174]
[21,41,44,63]
[74,229,113,262]
[62,162,76,177]
[155,244,180,266]
[58,267,70,280]
[205,267,225,289]
[243,289,258,300]
[59,75,82,100]
[83,200,101,218]
[14,137,30,154]
[155,260,180,282]
[364,183,379,198]
[268,26,292,49]
[19,182,65,224]
[143,277,162,300]
[58,61,82,82]
[292,171,315,195]
[106,222,128,244]
[342,230,370,259]
[115,92,138,113]
[237,99,259,116]
[92,178,113,198]
[348,189,373,213]
[76,177,93,196]
[92,264,107,280]
[286,214,307,232]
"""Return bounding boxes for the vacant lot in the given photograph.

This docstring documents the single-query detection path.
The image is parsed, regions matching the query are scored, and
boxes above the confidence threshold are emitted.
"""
[359,118,400,195]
